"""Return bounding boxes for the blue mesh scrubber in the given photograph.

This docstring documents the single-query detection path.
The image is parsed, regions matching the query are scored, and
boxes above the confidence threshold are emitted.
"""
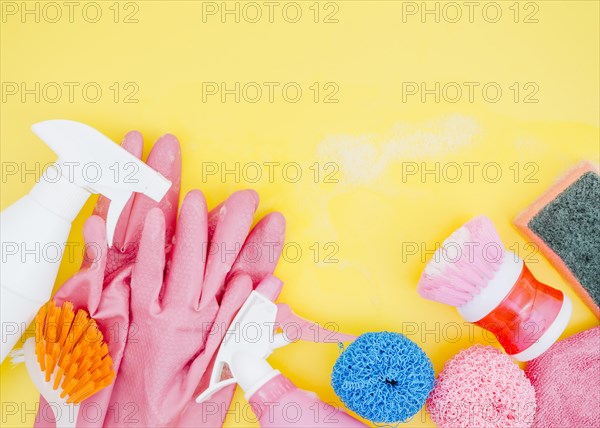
[331,332,434,424]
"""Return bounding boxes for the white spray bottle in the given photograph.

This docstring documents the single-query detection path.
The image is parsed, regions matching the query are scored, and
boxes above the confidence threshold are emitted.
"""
[0,120,171,362]
[196,291,367,427]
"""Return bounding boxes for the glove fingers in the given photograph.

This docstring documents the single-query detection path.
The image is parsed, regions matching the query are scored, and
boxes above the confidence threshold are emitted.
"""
[163,190,208,308]
[201,190,258,306]
[229,211,286,286]
[79,214,109,270]
[254,274,284,301]
[206,190,258,238]
[131,208,166,315]
[186,273,253,394]
[55,216,108,314]
[93,131,143,249]
[122,134,181,251]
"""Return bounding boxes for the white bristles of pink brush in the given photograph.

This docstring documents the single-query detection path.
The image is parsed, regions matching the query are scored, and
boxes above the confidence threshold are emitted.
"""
[417,216,505,306]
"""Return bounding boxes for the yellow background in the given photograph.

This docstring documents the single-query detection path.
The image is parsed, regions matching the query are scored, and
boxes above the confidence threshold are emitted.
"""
[1,1,599,427]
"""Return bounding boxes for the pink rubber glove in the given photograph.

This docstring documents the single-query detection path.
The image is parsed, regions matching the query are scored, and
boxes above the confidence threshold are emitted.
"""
[35,131,182,428]
[105,188,286,427]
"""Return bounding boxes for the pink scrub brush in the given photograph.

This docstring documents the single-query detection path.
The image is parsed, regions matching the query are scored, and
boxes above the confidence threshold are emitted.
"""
[417,216,572,361]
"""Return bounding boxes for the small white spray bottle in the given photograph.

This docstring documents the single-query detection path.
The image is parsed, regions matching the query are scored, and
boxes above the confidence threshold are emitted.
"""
[0,120,171,362]
[196,291,367,427]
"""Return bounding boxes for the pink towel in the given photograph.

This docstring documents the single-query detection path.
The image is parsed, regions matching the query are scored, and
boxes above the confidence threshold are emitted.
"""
[526,326,600,428]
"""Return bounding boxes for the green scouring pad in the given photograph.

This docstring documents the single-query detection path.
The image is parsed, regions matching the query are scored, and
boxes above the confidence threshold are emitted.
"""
[515,162,600,319]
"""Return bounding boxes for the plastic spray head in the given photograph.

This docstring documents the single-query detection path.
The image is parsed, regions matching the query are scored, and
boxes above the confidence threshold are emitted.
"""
[31,120,172,246]
[196,291,290,403]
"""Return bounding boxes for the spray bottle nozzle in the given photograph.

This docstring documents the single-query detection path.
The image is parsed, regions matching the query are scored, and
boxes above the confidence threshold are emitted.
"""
[196,290,358,404]
[31,120,172,246]
[196,291,289,403]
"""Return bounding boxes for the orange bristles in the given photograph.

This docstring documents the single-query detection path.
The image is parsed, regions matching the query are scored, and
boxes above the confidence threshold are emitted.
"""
[33,301,115,404]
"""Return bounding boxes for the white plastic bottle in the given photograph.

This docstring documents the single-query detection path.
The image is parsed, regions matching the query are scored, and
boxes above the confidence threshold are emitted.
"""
[0,120,171,362]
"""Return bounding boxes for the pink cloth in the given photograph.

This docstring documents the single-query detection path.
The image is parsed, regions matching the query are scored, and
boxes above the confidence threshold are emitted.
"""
[526,326,600,428]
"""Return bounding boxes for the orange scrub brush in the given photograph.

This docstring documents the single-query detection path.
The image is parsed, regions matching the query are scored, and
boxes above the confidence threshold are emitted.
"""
[11,301,115,428]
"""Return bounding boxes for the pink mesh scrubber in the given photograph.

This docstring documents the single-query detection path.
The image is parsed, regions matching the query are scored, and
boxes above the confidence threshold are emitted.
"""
[525,326,600,428]
[427,345,536,428]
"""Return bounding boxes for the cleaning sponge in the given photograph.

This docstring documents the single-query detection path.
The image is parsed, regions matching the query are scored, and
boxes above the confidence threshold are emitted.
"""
[427,345,536,428]
[331,332,434,424]
[514,162,600,318]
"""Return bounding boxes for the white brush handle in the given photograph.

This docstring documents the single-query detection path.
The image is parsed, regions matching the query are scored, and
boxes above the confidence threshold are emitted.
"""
[22,339,80,428]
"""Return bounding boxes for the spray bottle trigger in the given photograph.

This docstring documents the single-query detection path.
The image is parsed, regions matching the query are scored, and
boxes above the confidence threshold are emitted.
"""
[195,375,236,403]
[270,332,291,351]
[195,291,279,404]
[100,188,130,247]
[30,120,172,247]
